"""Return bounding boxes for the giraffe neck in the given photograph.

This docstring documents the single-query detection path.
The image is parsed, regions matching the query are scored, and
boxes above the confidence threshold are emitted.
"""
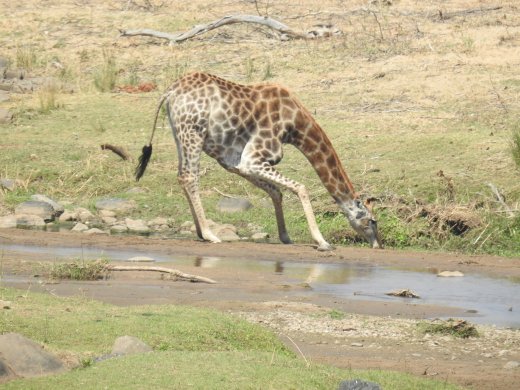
[293,120,358,206]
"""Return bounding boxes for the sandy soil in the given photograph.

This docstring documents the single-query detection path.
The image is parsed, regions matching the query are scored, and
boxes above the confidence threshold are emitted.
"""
[1,228,519,389]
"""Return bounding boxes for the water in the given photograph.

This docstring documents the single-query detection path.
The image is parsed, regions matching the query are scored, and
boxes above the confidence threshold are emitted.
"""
[1,243,519,328]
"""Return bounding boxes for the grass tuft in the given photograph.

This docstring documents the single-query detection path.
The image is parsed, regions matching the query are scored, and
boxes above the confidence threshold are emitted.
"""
[418,319,479,339]
[37,80,61,113]
[50,259,108,280]
[512,124,520,170]
[93,49,117,92]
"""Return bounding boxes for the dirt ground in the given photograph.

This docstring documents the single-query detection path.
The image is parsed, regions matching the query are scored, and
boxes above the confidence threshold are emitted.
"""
[1,228,519,389]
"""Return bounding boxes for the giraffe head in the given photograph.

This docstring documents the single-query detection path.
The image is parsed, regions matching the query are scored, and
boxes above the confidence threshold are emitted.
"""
[342,197,383,249]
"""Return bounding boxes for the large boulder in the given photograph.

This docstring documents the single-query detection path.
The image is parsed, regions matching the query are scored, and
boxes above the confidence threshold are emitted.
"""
[0,333,65,379]
[15,214,46,228]
[15,201,55,222]
[30,194,64,216]
[111,336,153,356]
[0,215,17,228]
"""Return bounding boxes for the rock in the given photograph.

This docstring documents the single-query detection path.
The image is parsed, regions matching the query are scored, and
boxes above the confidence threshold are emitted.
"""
[110,224,128,234]
[58,210,77,222]
[0,359,14,378]
[0,215,17,228]
[84,228,107,235]
[212,224,240,241]
[504,361,519,370]
[127,256,155,262]
[30,194,64,216]
[4,68,25,80]
[15,214,46,228]
[181,220,194,229]
[71,222,88,232]
[0,178,15,191]
[0,333,65,378]
[95,198,136,213]
[15,201,55,222]
[350,342,364,347]
[101,216,117,225]
[125,218,150,234]
[216,197,253,213]
[338,379,382,390]
[98,209,116,218]
[437,271,464,277]
[148,217,169,227]
[75,207,95,223]
[0,107,13,124]
[251,232,269,241]
[111,336,152,356]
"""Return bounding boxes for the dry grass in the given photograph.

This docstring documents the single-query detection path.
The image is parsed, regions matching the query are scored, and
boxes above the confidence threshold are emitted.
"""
[0,0,519,254]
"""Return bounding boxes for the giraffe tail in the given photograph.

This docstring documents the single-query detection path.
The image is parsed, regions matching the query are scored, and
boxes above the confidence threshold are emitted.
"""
[135,91,172,181]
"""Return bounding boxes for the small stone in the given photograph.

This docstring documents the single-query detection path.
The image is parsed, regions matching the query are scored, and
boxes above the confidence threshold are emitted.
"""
[251,232,269,241]
[504,361,519,370]
[0,108,13,124]
[111,336,152,356]
[181,221,194,229]
[437,271,464,277]
[125,218,150,234]
[110,224,128,234]
[59,210,77,222]
[75,207,95,223]
[0,178,15,191]
[350,342,364,347]
[148,217,169,226]
[216,197,253,213]
[101,216,117,225]
[214,226,240,241]
[71,222,88,232]
[127,256,155,262]
[0,300,11,309]
[98,209,116,218]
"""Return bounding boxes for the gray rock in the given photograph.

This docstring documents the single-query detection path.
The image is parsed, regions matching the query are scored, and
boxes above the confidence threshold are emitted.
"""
[0,215,17,228]
[0,299,11,309]
[125,218,150,234]
[15,201,55,221]
[148,217,169,227]
[95,198,136,213]
[15,214,46,228]
[30,194,64,216]
[0,359,14,378]
[0,333,65,378]
[251,232,269,241]
[0,108,13,124]
[71,222,88,232]
[216,197,253,213]
[101,216,117,225]
[4,68,25,80]
[111,336,152,356]
[0,178,15,190]
[110,224,128,234]
[338,379,382,390]
[504,361,519,370]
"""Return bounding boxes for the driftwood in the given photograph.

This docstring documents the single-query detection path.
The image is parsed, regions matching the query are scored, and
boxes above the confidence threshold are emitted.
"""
[437,6,502,21]
[101,143,131,161]
[106,265,217,284]
[119,14,339,44]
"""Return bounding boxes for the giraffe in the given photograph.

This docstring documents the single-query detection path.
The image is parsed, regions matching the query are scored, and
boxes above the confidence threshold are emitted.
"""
[136,72,382,250]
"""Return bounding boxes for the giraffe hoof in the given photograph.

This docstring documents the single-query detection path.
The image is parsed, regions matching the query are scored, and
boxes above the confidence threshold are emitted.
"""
[316,242,335,251]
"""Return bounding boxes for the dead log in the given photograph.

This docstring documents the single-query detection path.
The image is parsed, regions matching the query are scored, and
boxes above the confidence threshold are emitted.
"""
[106,265,217,284]
[101,143,131,161]
[120,14,322,44]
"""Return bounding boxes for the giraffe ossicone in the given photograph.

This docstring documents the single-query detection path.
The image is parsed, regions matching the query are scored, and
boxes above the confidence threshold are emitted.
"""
[135,72,382,250]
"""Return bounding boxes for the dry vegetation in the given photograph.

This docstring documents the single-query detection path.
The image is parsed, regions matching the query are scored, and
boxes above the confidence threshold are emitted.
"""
[0,0,519,255]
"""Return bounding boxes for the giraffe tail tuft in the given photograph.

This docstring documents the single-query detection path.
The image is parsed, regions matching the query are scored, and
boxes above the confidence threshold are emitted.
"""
[135,144,153,181]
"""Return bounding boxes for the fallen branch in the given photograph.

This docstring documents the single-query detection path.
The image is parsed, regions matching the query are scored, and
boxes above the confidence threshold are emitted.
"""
[106,265,217,284]
[119,14,339,44]
[487,183,514,218]
[437,6,502,21]
[101,144,131,161]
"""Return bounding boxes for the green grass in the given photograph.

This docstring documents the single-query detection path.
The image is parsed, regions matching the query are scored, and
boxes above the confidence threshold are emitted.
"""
[0,287,461,389]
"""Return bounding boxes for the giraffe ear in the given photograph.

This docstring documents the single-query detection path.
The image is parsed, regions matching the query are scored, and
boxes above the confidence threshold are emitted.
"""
[363,197,378,212]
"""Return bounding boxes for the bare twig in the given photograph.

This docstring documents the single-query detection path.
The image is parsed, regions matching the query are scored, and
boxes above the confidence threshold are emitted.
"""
[487,183,514,218]
[101,143,131,161]
[283,334,310,367]
[436,6,503,21]
[106,265,217,284]
[213,187,240,199]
